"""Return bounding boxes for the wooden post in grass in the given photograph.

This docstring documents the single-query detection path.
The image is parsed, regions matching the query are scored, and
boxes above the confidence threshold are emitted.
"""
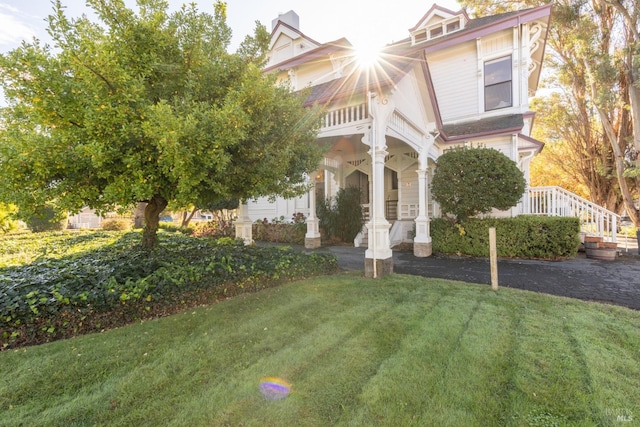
[489,227,498,290]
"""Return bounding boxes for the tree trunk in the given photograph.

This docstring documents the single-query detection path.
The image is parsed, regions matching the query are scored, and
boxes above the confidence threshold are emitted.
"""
[141,195,168,249]
[133,202,147,229]
[180,207,197,228]
[585,53,640,227]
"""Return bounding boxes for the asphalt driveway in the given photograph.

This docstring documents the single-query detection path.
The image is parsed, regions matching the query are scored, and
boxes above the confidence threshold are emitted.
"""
[323,246,640,311]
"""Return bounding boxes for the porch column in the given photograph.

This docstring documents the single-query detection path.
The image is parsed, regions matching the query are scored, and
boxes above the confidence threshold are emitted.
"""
[414,134,435,257]
[414,168,432,257]
[234,202,253,245]
[364,93,395,278]
[305,173,321,249]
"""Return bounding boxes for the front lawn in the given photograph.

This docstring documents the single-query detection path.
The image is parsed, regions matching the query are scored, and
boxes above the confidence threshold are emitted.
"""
[1,274,638,426]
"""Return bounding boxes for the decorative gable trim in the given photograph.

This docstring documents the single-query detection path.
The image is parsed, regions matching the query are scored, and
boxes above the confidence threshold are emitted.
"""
[266,20,323,68]
[264,38,353,73]
[268,20,321,51]
[422,5,552,54]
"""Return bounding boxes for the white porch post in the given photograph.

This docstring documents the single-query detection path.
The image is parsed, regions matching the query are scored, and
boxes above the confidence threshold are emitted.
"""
[234,202,253,245]
[305,173,321,249]
[364,93,394,278]
[414,137,434,257]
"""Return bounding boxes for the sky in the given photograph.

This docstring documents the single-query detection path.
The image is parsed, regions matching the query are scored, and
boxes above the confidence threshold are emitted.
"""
[0,0,463,54]
[0,0,463,106]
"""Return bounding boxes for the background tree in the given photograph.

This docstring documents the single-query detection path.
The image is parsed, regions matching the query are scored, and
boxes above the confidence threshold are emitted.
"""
[529,93,621,212]
[431,146,526,221]
[0,0,323,248]
[0,203,19,234]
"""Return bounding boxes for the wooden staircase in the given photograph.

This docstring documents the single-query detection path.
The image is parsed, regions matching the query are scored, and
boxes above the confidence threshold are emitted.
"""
[522,186,620,243]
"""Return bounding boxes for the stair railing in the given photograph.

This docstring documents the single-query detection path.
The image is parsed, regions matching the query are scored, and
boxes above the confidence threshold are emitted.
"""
[522,186,620,242]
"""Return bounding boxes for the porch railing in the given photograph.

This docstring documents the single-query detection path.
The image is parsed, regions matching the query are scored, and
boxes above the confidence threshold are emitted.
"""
[399,203,418,219]
[522,186,620,242]
[321,102,369,130]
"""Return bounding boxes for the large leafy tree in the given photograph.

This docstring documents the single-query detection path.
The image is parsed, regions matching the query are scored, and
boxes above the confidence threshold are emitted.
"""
[431,146,526,221]
[529,93,622,212]
[0,0,323,248]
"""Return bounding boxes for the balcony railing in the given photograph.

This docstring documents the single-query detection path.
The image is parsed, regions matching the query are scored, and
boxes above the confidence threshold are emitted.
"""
[320,103,368,130]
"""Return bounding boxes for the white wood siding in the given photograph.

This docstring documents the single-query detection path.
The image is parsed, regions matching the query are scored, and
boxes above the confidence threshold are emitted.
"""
[295,63,338,88]
[270,35,294,65]
[481,33,512,57]
[399,168,419,218]
[393,69,430,136]
[428,42,478,122]
[247,195,310,222]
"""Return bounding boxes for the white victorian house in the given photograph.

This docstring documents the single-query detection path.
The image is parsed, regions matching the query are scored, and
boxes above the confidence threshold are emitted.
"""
[235,4,619,277]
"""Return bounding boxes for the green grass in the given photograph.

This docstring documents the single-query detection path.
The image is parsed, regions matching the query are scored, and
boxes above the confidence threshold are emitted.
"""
[1,274,638,426]
[0,230,121,268]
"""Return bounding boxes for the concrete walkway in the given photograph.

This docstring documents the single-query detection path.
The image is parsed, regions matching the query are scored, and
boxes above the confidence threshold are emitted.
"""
[315,243,640,311]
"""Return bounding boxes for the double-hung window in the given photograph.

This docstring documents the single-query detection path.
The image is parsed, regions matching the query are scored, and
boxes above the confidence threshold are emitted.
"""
[484,56,512,111]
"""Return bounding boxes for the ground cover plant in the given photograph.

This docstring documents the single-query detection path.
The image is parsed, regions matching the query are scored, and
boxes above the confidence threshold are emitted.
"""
[0,230,337,349]
[0,274,638,426]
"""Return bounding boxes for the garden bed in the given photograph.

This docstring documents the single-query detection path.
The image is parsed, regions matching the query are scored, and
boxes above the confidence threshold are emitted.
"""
[0,230,338,349]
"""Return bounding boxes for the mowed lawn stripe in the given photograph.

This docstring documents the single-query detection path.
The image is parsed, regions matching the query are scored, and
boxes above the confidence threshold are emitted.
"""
[565,305,640,424]
[1,274,639,426]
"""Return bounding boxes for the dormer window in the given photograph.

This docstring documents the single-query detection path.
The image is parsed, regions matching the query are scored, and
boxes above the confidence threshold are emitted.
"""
[414,31,427,44]
[412,16,464,45]
[430,27,443,38]
[446,21,460,32]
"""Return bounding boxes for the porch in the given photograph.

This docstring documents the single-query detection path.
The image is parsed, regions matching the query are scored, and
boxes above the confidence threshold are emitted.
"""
[353,186,622,248]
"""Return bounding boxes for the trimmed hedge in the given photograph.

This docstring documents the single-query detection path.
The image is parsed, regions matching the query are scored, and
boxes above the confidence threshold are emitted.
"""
[0,231,338,349]
[431,216,581,259]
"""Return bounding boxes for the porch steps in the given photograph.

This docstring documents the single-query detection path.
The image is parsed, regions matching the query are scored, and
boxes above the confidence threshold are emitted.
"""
[584,236,618,261]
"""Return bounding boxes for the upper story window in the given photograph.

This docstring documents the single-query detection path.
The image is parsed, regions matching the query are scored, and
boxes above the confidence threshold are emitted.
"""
[484,56,512,111]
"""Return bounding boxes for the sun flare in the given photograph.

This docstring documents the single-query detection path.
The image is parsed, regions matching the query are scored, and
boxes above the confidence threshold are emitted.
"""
[354,43,382,69]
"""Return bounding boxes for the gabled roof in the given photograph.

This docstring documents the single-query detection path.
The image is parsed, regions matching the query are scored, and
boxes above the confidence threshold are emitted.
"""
[391,5,551,57]
[294,5,551,109]
[419,5,552,54]
[300,44,421,107]
[264,37,353,73]
[408,4,470,33]
[268,19,322,52]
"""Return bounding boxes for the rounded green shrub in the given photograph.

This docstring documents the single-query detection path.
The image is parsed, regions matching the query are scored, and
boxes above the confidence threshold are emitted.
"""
[431,146,526,221]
